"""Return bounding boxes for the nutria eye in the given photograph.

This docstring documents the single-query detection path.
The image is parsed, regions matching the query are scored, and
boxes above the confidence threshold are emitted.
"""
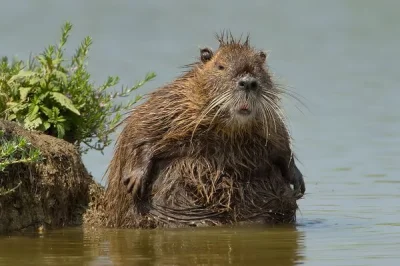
[218,65,225,70]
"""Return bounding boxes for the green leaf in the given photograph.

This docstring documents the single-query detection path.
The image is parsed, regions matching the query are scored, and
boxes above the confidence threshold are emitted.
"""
[19,87,32,101]
[52,106,60,116]
[9,70,36,83]
[56,123,65,138]
[40,78,46,88]
[53,70,67,85]
[52,58,63,67]
[8,102,28,113]
[28,104,39,121]
[50,92,80,115]
[39,105,53,118]
[38,92,49,101]
[43,122,51,130]
[50,85,61,92]
[29,76,41,86]
[24,116,42,130]
[7,114,16,120]
[56,115,66,123]
[36,55,47,67]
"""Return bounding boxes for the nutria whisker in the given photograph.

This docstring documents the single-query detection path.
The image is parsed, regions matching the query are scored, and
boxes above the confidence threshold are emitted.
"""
[260,94,283,131]
[190,90,231,142]
[262,91,287,120]
[259,100,271,143]
[207,103,227,133]
[274,85,309,112]
[259,94,277,131]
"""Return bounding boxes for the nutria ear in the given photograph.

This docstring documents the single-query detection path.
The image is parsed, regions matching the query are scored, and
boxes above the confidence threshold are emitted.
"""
[259,51,269,62]
[200,47,213,63]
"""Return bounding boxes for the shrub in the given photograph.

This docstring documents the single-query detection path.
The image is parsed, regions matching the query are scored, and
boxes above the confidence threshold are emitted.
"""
[0,22,155,154]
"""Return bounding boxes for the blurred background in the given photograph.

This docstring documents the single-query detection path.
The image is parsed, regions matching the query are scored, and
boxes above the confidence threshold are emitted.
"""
[1,1,399,265]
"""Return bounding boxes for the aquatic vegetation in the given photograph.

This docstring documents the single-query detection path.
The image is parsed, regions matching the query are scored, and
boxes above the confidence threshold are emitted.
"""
[0,22,155,154]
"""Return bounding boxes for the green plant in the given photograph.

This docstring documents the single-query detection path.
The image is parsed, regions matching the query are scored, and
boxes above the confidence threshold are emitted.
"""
[0,22,155,154]
[0,57,23,114]
[0,130,42,196]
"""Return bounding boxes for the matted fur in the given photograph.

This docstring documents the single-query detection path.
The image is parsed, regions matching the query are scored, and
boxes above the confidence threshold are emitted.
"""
[99,33,305,228]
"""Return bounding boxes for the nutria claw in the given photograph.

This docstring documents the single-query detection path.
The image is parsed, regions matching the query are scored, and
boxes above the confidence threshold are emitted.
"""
[293,164,306,195]
[123,174,140,195]
[123,159,154,198]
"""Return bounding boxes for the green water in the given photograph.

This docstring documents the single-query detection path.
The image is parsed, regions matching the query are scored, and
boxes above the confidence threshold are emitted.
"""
[1,0,400,265]
[0,226,304,265]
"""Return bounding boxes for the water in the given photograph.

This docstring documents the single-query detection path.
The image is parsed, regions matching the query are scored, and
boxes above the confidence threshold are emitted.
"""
[1,0,399,265]
[0,226,305,265]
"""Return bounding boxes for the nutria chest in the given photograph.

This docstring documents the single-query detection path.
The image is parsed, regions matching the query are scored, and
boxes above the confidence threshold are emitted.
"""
[145,132,287,225]
[180,131,271,176]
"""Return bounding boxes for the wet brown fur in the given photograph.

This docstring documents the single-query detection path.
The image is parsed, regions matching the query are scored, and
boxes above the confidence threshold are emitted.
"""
[102,32,305,228]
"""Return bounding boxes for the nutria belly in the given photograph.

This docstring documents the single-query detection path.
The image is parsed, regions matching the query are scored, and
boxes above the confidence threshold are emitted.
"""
[136,156,299,228]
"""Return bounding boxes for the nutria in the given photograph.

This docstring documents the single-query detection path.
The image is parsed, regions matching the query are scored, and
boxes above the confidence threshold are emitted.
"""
[102,32,305,228]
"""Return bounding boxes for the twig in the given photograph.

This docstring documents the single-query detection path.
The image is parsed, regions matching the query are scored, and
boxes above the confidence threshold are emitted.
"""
[0,181,22,196]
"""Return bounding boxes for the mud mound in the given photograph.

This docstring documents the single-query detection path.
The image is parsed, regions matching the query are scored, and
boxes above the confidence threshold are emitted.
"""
[82,181,106,228]
[0,120,94,233]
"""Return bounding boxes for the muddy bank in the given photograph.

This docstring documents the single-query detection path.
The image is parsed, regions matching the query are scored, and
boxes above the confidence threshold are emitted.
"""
[0,120,95,234]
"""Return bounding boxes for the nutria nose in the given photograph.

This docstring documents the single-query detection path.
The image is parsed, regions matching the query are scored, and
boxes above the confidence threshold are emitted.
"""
[238,76,259,91]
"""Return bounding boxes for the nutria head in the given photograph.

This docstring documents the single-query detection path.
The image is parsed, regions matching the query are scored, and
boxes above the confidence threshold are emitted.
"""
[190,33,281,134]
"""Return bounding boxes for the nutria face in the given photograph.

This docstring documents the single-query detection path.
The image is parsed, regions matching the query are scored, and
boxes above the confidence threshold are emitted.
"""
[198,39,279,129]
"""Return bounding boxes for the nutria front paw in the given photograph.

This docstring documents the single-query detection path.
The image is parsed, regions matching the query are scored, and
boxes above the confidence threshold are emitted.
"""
[123,172,142,196]
[292,164,305,198]
[122,165,153,198]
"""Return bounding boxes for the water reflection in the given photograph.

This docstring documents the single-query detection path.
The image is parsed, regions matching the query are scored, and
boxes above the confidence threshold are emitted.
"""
[0,226,305,266]
[0,229,88,266]
[84,226,305,266]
